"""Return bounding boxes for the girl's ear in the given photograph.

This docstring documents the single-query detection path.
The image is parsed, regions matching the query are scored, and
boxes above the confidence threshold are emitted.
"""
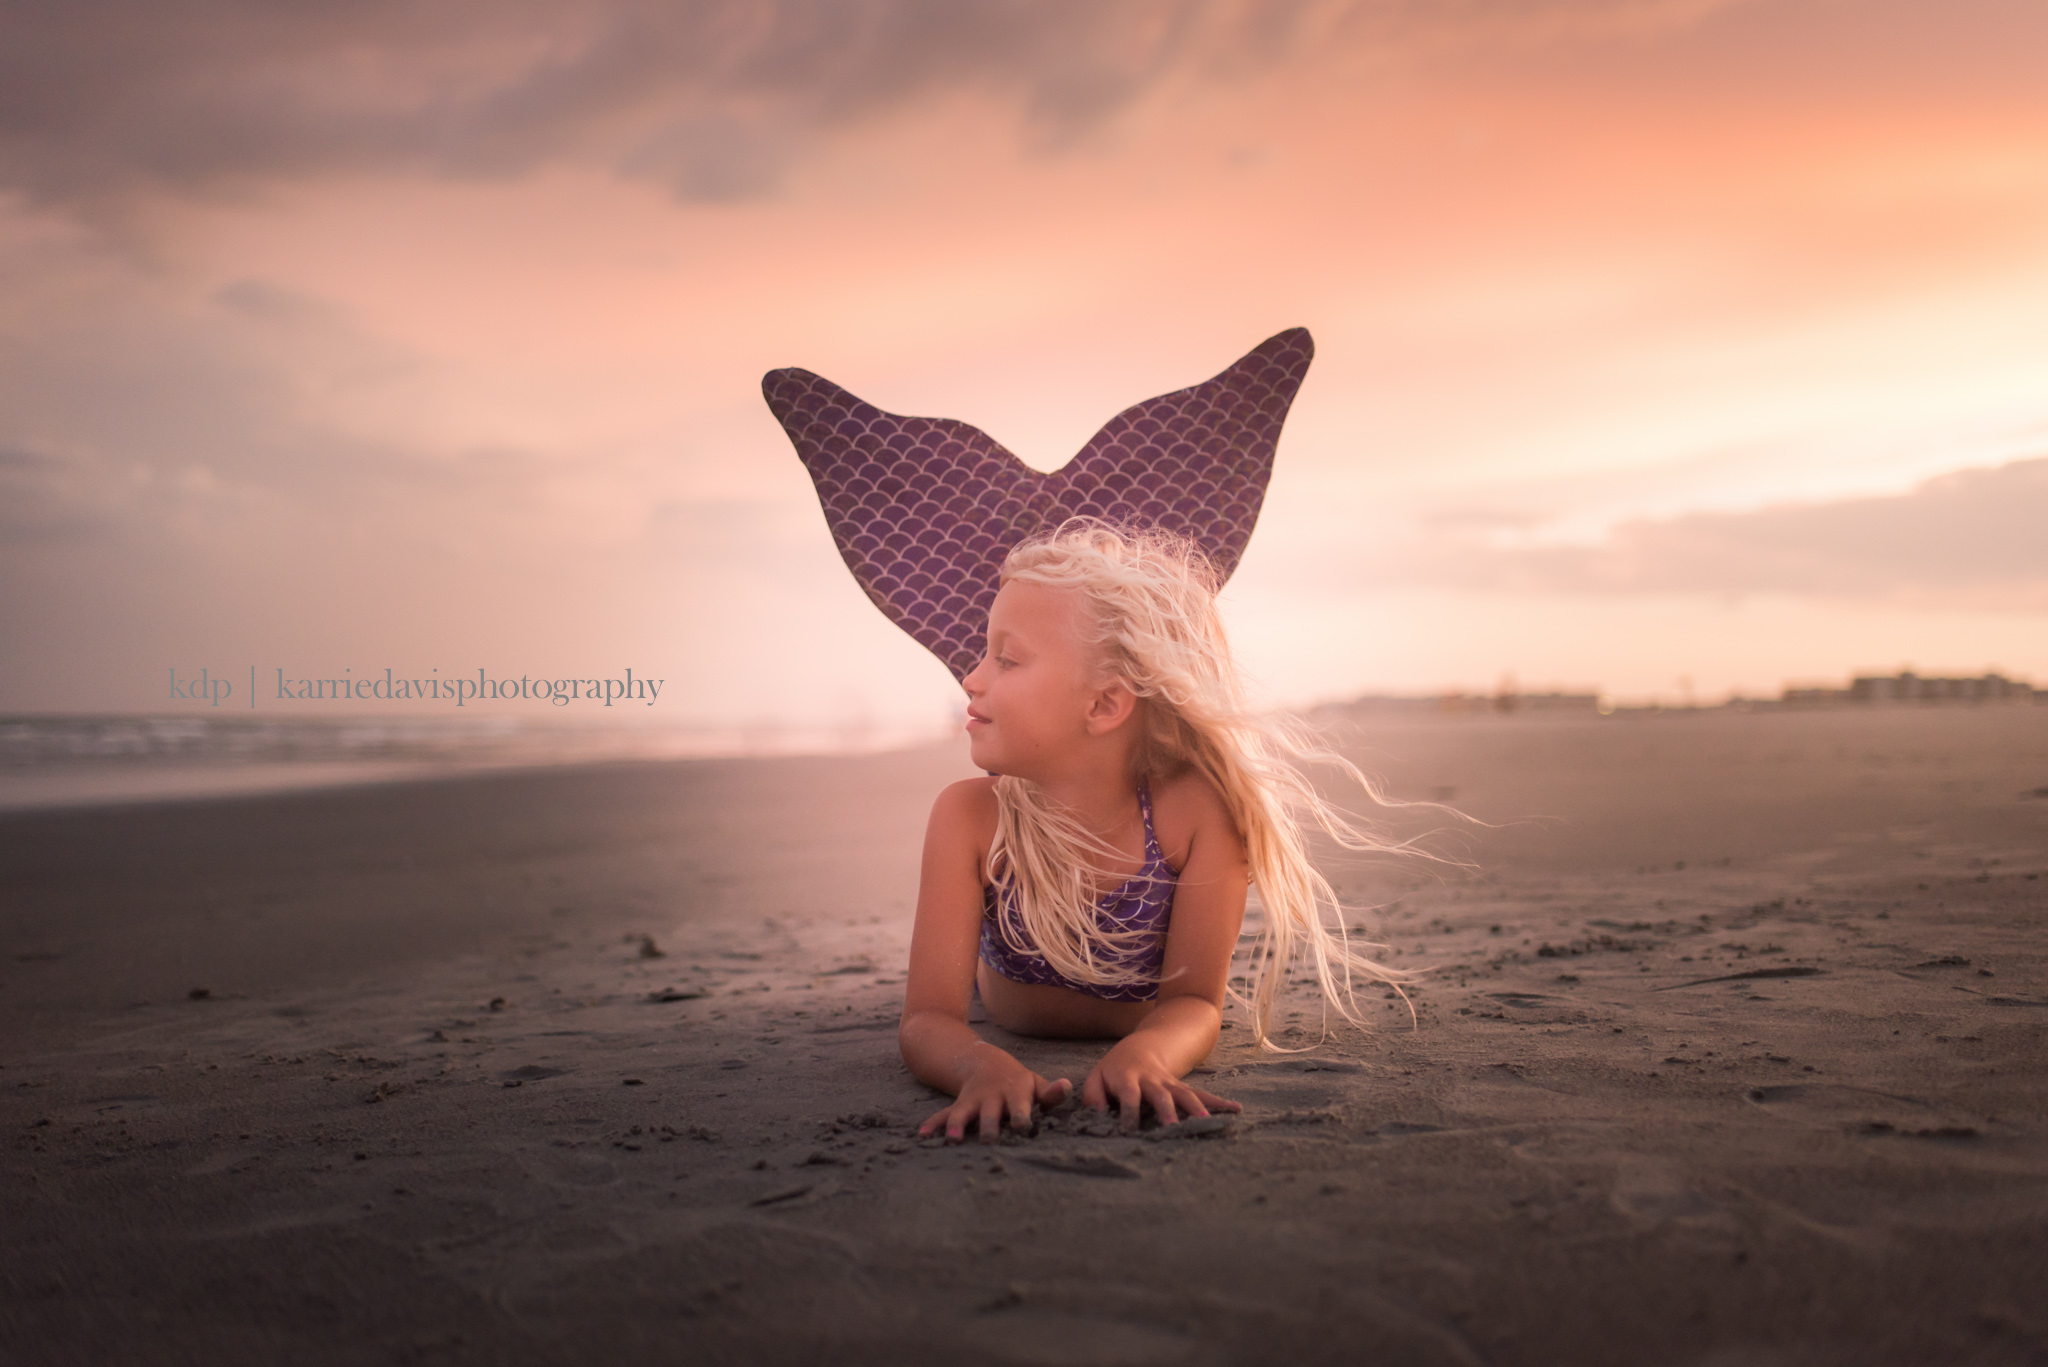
[1083,681,1138,736]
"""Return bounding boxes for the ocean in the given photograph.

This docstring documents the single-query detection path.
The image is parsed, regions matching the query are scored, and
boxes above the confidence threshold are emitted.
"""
[0,713,954,811]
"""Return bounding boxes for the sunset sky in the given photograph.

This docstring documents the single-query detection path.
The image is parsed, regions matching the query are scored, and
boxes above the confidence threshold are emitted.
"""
[3,0,2045,731]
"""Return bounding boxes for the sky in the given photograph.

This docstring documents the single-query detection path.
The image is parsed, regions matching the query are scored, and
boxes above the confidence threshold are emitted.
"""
[3,0,2046,731]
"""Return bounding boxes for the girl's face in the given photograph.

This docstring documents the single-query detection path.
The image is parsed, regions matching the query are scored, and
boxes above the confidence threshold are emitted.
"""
[961,579,1103,778]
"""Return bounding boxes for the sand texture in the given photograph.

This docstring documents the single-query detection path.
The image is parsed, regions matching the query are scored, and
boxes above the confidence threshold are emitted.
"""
[4,708,2047,1365]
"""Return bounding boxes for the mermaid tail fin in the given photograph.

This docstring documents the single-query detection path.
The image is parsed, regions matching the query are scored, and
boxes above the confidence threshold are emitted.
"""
[764,327,1313,681]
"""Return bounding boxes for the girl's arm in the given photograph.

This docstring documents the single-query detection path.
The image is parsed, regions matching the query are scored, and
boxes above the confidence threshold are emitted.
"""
[899,780,1073,1143]
[1081,776,1249,1129]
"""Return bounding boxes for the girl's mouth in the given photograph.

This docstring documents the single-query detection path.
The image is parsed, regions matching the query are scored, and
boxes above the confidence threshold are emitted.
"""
[965,708,991,728]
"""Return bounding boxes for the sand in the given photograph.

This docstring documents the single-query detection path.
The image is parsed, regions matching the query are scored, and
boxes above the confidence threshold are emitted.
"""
[3,707,2046,1365]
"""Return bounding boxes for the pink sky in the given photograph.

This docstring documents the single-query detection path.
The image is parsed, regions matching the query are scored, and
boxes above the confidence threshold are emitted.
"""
[3,0,2045,728]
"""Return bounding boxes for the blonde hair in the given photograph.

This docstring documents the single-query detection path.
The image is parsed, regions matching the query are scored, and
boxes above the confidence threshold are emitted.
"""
[984,518,1418,1047]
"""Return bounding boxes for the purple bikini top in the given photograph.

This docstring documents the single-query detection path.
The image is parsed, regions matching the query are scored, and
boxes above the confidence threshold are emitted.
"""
[978,785,1177,1003]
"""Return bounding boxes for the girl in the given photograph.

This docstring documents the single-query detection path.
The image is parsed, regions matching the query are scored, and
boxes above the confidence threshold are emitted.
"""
[899,519,1412,1144]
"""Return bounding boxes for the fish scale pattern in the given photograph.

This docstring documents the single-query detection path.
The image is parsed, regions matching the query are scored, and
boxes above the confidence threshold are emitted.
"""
[763,327,1313,680]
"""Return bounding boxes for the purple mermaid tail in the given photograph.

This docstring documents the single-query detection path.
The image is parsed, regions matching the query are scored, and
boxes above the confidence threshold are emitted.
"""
[764,327,1313,681]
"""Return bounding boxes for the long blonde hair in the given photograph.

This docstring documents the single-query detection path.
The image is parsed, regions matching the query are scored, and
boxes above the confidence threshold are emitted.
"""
[984,518,1418,1047]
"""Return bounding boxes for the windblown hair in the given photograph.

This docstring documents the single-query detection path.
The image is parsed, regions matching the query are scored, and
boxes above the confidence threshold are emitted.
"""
[984,518,1418,1047]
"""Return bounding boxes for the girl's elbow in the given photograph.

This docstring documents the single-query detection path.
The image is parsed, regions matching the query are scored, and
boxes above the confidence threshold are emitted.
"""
[896,1010,928,1048]
[896,1006,960,1054]
[895,1017,930,1074]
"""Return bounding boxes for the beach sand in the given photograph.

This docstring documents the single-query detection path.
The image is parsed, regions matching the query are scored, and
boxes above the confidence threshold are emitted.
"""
[3,707,2045,1365]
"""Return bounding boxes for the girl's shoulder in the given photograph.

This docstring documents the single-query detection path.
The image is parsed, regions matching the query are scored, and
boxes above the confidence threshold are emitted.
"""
[1145,767,1242,869]
[1147,765,1232,820]
[928,776,999,844]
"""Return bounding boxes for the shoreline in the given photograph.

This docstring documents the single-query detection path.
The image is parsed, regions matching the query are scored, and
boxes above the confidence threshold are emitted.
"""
[6,698,2041,816]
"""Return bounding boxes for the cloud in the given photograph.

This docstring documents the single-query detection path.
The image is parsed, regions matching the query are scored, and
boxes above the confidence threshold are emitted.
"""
[0,1,1230,206]
[1398,456,2048,608]
[0,0,1750,209]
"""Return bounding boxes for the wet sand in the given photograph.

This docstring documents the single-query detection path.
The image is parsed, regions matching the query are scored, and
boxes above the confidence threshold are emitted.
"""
[3,707,2046,1365]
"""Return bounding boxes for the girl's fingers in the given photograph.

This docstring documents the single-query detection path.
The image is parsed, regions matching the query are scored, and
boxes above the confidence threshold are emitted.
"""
[1114,1079,1144,1131]
[948,1098,977,1143]
[937,1106,983,1139]
[1141,1079,1180,1127]
[925,1073,1228,1141]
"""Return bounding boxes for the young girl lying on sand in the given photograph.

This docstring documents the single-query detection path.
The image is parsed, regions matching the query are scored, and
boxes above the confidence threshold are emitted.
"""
[900,519,1410,1142]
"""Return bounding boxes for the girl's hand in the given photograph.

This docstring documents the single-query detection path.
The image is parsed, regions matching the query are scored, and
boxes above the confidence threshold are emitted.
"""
[1081,1042,1241,1132]
[918,1055,1073,1144]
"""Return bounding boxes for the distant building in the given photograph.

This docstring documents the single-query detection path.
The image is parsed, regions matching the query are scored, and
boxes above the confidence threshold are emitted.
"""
[1498,691,1602,714]
[1784,671,2037,706]
[1780,686,1851,707]
[1315,670,2036,719]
